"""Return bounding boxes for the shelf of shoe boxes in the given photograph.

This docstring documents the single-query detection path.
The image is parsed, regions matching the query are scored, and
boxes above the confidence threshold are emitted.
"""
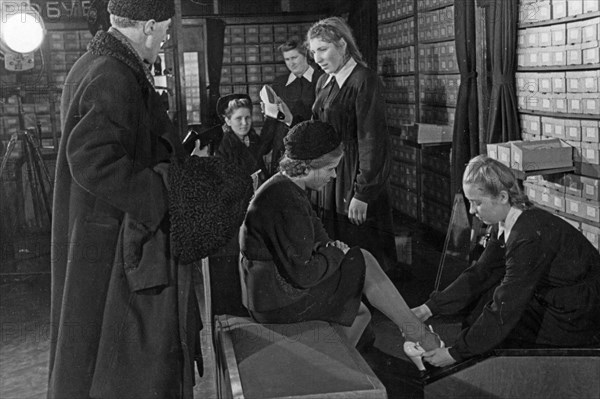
[377,0,457,232]
[1,29,91,186]
[418,2,460,233]
[219,21,314,133]
[416,2,457,233]
[514,0,600,252]
[377,0,418,219]
[183,52,202,125]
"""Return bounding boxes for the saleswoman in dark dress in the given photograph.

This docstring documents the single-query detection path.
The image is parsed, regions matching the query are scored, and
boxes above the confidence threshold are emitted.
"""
[308,17,397,272]
[413,155,600,368]
[239,120,442,355]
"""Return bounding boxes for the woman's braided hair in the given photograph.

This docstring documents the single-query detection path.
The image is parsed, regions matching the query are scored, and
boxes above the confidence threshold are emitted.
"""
[306,16,367,68]
[463,155,533,210]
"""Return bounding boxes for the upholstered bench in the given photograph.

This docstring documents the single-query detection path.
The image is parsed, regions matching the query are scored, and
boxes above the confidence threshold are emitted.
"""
[213,314,387,399]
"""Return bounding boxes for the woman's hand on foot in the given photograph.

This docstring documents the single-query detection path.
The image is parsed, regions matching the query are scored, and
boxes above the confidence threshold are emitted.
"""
[423,347,456,368]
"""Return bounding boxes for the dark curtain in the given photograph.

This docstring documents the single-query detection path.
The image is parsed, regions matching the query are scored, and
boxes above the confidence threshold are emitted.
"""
[205,19,226,125]
[451,0,480,195]
[347,0,378,68]
[485,0,520,143]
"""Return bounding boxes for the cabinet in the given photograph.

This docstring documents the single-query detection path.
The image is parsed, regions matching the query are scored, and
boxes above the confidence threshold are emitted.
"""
[0,10,184,236]
[0,21,91,235]
[377,0,456,233]
[516,0,600,252]
[218,15,321,131]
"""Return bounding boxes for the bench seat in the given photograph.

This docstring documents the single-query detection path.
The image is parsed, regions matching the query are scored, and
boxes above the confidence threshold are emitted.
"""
[213,315,387,399]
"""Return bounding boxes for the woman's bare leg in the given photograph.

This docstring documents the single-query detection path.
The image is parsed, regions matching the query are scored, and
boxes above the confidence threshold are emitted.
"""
[340,302,371,347]
[360,249,440,351]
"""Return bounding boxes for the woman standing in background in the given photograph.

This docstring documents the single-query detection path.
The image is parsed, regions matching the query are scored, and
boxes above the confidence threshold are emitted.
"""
[308,17,397,273]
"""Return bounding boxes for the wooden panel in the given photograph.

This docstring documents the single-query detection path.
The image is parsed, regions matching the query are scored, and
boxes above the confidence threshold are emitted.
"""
[425,355,600,399]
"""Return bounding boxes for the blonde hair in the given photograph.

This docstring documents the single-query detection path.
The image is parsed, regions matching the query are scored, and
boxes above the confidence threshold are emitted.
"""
[306,17,366,67]
[279,144,343,177]
[463,155,533,210]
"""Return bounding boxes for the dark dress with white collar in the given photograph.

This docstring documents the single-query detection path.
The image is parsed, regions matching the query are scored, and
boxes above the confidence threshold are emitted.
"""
[261,67,324,174]
[272,66,323,124]
[312,63,397,271]
[426,207,600,361]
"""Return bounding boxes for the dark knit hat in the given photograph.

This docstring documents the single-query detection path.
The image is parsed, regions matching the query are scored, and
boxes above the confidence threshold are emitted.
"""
[216,93,252,120]
[284,120,341,160]
[168,156,253,264]
[108,0,175,22]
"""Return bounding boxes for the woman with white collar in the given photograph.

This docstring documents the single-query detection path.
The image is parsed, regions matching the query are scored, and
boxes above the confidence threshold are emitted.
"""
[413,155,600,367]
[308,17,397,274]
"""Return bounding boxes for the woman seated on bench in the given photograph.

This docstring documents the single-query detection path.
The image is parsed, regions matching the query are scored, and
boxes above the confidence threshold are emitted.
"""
[239,120,442,360]
[413,155,600,368]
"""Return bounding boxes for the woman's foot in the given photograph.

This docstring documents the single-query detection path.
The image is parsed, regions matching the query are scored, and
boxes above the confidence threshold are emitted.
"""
[403,326,444,371]
[403,341,426,371]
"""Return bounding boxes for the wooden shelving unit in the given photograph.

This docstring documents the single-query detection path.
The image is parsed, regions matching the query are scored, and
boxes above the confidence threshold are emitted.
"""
[217,14,321,131]
[377,0,455,233]
[516,0,600,252]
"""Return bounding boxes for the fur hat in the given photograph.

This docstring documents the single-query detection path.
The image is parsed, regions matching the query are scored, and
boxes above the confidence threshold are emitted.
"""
[216,93,252,121]
[284,120,341,160]
[168,156,253,264]
[108,0,175,22]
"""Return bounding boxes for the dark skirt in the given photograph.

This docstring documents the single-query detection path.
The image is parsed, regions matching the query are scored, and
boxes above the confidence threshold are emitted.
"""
[250,247,366,327]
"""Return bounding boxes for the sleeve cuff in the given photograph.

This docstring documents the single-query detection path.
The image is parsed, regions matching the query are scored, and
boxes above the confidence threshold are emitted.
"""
[448,347,464,363]
[353,191,373,204]
[424,298,440,315]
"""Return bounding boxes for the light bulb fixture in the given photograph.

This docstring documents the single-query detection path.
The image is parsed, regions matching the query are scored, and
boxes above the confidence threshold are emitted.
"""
[0,1,46,71]
[2,12,45,53]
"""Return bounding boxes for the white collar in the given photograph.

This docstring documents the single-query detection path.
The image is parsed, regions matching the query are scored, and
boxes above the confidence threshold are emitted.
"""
[323,58,357,88]
[286,66,315,86]
[498,206,523,242]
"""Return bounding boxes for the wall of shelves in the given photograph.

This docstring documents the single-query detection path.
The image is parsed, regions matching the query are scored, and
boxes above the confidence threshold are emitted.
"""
[218,15,319,130]
[0,25,93,149]
[377,0,455,234]
[516,0,600,252]
[1,14,183,235]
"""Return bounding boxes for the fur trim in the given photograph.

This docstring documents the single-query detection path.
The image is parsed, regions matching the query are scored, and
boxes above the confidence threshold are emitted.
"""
[88,30,152,90]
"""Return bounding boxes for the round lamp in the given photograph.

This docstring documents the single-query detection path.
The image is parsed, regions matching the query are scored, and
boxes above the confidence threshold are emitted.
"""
[1,12,45,54]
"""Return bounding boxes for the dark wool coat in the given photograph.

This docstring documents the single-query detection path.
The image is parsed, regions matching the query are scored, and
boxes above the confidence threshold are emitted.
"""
[49,31,200,399]
[312,63,397,270]
[426,208,600,361]
[215,127,269,184]
[260,67,323,174]
[239,174,365,326]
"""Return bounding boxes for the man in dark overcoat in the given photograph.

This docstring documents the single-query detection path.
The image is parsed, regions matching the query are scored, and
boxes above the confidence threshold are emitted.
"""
[48,1,201,397]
